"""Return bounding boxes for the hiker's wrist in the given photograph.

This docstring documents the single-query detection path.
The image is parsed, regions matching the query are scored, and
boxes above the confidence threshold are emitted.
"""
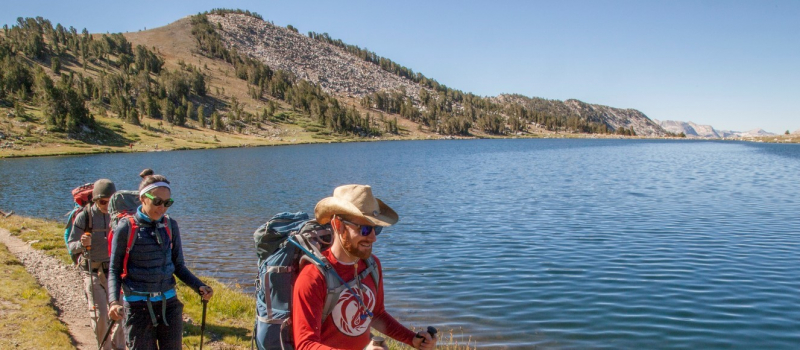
[110,300,122,307]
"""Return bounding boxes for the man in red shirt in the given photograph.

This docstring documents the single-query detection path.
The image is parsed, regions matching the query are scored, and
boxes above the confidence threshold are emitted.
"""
[292,184,437,350]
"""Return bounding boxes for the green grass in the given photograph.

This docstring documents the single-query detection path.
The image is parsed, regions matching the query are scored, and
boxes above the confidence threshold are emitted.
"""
[177,278,255,348]
[0,243,74,349]
[0,215,73,265]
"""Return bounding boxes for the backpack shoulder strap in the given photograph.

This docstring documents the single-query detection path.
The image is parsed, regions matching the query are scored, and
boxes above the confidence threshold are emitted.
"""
[320,264,342,322]
[121,216,137,279]
[161,215,173,249]
[365,255,380,289]
[85,203,93,232]
[320,256,381,321]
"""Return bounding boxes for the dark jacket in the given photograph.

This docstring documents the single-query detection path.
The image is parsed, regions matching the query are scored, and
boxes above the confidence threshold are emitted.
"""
[108,211,205,303]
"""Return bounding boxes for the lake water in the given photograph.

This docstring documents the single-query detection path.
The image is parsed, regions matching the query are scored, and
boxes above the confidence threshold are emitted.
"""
[1,139,799,349]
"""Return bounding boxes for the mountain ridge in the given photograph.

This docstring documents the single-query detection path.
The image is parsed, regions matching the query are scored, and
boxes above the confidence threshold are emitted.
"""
[655,119,777,138]
[207,12,669,136]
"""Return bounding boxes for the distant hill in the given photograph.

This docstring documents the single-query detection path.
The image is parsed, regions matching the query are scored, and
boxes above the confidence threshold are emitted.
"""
[655,120,777,139]
[206,11,668,137]
[656,120,723,138]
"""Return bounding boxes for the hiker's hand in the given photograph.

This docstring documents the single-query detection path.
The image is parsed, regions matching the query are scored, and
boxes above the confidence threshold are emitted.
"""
[109,304,124,321]
[412,330,437,350]
[80,233,92,247]
[199,286,213,301]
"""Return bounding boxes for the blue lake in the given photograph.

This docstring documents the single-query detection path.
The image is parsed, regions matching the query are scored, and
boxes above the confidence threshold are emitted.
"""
[1,139,799,349]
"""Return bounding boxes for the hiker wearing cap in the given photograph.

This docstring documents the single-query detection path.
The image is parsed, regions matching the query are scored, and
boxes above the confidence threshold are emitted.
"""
[107,174,213,349]
[292,184,438,350]
[67,179,125,350]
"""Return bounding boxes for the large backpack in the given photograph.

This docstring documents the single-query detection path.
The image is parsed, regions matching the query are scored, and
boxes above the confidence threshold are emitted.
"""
[64,183,94,265]
[106,190,172,279]
[252,212,380,350]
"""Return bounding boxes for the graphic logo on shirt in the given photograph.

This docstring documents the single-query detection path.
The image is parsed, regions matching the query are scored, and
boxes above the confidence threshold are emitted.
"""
[331,285,375,336]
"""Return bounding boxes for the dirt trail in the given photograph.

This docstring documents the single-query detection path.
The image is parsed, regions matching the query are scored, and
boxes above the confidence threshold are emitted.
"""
[0,228,97,349]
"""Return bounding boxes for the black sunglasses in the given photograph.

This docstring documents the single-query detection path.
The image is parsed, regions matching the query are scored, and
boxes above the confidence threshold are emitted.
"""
[144,192,175,208]
[340,219,382,236]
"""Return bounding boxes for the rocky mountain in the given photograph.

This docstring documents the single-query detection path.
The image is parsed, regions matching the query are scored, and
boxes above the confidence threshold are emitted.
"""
[494,95,667,136]
[656,120,722,138]
[563,99,665,136]
[208,14,419,100]
[208,12,668,137]
[656,120,778,138]
[737,128,776,137]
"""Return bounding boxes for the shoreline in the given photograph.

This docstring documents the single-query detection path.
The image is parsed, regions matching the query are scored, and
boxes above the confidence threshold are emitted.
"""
[4,131,790,160]
[0,214,474,349]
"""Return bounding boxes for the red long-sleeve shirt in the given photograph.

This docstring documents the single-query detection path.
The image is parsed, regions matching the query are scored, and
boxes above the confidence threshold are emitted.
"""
[292,250,416,350]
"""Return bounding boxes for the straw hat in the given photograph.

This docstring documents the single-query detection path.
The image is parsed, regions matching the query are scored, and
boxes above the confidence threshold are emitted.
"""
[314,184,398,226]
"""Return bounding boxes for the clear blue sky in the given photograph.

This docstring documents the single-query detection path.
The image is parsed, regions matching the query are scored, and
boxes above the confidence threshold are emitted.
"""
[4,0,798,133]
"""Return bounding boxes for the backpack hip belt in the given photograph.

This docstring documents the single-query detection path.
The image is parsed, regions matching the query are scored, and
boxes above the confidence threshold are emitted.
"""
[123,287,174,327]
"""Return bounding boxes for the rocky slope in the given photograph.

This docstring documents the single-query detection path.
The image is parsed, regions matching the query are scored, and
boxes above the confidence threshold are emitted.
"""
[494,94,667,136]
[657,120,778,139]
[563,99,665,136]
[656,120,723,138]
[208,14,421,101]
[207,13,672,136]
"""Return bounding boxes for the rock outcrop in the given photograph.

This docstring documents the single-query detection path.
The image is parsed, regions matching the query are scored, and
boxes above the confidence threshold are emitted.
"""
[208,14,421,101]
[494,94,667,136]
[657,120,722,138]
[564,99,665,136]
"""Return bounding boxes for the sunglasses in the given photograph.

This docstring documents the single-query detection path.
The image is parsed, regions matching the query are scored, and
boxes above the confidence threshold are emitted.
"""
[340,218,382,236]
[96,199,109,205]
[144,192,175,208]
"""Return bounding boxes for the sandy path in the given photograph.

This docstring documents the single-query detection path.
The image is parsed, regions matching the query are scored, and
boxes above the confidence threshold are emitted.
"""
[0,228,97,349]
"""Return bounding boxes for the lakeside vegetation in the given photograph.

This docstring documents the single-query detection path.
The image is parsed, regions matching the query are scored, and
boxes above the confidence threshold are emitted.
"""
[0,213,475,349]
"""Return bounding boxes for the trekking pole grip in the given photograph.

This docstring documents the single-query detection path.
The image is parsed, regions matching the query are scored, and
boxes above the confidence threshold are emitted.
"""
[83,232,92,251]
[414,326,438,343]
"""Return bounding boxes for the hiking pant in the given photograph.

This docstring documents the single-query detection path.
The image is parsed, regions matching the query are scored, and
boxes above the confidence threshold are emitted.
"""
[123,297,184,350]
[81,259,125,350]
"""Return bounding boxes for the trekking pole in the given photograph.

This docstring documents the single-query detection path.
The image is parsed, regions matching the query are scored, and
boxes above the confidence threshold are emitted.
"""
[98,319,116,350]
[84,233,98,322]
[199,294,208,350]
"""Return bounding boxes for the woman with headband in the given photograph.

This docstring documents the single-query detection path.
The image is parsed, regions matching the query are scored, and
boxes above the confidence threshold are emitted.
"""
[107,173,213,349]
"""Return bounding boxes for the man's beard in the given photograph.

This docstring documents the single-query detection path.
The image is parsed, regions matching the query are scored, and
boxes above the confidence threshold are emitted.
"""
[341,233,372,260]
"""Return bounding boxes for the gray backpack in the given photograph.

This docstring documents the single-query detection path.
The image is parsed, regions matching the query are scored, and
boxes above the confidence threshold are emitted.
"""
[106,190,141,255]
